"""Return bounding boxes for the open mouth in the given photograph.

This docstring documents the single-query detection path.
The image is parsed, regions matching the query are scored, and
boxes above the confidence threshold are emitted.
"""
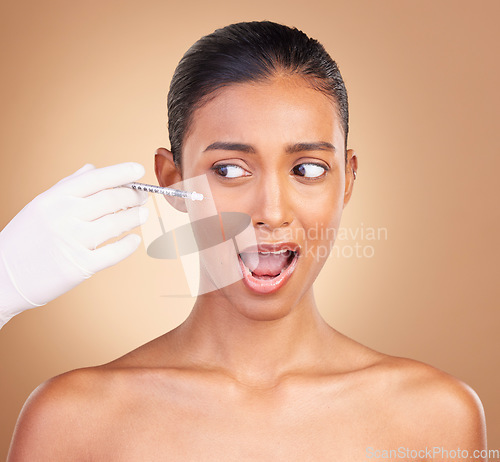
[237,244,300,294]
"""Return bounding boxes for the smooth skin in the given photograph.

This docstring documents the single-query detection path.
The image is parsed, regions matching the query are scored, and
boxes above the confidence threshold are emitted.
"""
[8,75,487,461]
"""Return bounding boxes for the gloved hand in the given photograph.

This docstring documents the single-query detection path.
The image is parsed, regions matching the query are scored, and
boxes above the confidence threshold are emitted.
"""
[0,162,150,329]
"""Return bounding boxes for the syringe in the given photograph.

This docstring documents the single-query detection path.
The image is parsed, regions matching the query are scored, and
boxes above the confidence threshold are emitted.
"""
[122,182,204,201]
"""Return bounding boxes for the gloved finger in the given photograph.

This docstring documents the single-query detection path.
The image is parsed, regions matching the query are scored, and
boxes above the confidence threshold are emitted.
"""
[69,163,96,177]
[56,162,146,198]
[54,163,96,186]
[89,233,142,273]
[77,187,149,222]
[79,206,149,249]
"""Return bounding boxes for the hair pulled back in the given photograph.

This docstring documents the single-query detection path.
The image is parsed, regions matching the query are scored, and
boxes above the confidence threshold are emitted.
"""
[168,21,349,168]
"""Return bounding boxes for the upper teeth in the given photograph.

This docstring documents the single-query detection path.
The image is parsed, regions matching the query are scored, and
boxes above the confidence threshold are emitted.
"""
[259,250,290,255]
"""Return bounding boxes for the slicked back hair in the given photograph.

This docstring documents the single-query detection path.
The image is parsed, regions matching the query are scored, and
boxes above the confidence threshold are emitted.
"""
[168,21,349,169]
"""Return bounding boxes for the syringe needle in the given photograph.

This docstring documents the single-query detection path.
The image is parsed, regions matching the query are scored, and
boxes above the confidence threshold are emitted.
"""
[122,182,204,201]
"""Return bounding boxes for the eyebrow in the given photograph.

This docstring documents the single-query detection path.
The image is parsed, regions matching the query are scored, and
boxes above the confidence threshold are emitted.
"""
[203,141,336,154]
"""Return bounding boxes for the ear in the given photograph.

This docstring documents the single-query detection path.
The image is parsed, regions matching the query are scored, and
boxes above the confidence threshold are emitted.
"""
[154,147,187,213]
[343,149,358,208]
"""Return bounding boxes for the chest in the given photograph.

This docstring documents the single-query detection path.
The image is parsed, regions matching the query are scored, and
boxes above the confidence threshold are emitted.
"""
[92,385,400,461]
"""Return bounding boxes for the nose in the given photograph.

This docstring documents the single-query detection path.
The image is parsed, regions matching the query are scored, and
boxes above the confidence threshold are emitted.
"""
[253,173,294,231]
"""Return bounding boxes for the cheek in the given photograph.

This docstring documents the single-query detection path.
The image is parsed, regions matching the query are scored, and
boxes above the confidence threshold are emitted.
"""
[206,180,254,214]
[298,186,345,244]
[300,207,342,243]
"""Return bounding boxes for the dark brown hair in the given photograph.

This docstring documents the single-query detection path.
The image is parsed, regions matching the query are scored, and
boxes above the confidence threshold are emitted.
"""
[167,21,349,168]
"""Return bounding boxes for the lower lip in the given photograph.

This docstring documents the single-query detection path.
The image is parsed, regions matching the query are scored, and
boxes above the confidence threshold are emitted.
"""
[237,253,299,295]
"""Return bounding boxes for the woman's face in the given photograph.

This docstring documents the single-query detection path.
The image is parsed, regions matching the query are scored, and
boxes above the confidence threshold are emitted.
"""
[158,75,356,321]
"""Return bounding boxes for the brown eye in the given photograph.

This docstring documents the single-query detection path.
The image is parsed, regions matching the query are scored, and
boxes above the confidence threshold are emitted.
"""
[211,164,250,178]
[292,163,328,179]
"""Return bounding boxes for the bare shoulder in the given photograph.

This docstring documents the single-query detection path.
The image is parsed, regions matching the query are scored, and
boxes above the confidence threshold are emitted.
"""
[8,335,173,461]
[7,336,170,462]
[7,365,127,461]
[370,355,487,449]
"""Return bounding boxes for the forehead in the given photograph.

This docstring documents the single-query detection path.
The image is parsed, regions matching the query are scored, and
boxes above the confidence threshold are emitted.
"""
[183,75,344,154]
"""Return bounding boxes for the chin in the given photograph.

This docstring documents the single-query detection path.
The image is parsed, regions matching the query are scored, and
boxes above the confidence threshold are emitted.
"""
[235,301,293,322]
[224,281,297,322]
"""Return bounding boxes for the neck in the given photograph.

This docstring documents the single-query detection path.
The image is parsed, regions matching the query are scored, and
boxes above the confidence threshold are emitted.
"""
[171,287,336,389]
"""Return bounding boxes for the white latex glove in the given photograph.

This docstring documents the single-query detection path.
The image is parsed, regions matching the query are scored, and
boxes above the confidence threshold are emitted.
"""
[0,162,150,329]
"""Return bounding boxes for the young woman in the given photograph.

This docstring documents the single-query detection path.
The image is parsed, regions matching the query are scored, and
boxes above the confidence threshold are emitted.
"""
[8,21,486,461]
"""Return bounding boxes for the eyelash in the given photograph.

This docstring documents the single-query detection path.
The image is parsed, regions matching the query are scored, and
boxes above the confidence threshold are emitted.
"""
[291,163,329,180]
[210,162,330,180]
[210,164,251,179]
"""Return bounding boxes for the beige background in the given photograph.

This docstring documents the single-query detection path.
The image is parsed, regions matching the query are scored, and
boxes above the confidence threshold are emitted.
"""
[1,0,498,456]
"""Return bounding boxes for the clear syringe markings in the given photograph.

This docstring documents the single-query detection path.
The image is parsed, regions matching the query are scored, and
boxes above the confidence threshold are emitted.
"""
[123,182,204,201]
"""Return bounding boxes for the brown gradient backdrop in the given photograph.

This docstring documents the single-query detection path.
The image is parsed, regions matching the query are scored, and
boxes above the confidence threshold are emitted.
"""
[0,0,498,455]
